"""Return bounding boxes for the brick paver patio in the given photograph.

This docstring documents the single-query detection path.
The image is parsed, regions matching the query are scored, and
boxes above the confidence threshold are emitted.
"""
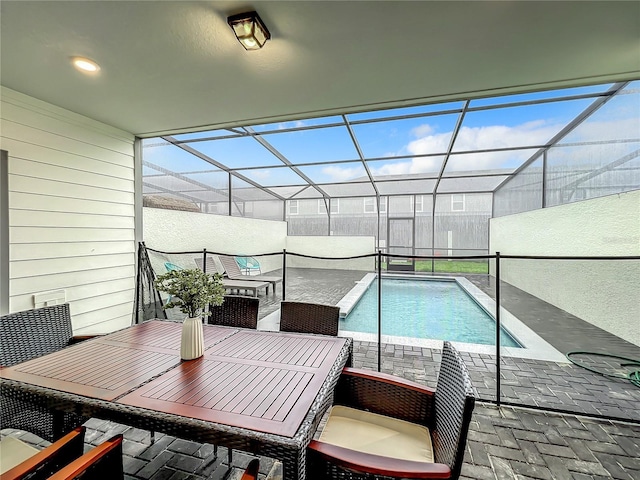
[31,262,634,478]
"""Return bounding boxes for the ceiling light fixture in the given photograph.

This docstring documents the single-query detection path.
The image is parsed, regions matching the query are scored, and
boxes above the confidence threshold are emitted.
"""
[71,57,100,73]
[227,11,270,50]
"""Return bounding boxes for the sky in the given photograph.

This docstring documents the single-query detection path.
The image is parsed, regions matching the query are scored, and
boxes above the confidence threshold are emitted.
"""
[142,81,638,193]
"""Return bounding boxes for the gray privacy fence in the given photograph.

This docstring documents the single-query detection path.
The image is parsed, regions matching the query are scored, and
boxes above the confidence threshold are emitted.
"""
[135,242,640,424]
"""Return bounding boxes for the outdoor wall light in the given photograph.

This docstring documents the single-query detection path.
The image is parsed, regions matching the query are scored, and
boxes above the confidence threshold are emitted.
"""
[227,11,270,50]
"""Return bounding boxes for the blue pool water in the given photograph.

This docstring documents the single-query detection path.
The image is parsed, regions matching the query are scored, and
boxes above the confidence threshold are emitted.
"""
[343,278,521,347]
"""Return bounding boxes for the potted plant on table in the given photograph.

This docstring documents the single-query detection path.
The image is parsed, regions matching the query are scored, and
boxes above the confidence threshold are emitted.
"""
[154,268,225,360]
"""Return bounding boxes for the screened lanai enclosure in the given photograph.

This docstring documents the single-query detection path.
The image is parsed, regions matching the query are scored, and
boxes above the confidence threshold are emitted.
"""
[140,80,640,424]
[142,80,639,270]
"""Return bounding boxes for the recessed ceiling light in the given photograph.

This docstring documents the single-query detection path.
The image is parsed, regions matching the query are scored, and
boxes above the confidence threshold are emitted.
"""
[71,57,100,73]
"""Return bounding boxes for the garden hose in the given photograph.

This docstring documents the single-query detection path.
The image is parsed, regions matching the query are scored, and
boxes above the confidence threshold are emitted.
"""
[566,351,640,388]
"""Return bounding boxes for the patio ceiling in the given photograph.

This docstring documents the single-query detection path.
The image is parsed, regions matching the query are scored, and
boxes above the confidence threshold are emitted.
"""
[141,81,636,201]
[1,1,639,136]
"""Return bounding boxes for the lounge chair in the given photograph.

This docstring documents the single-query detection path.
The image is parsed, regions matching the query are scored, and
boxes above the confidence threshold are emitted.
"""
[194,257,270,297]
[234,256,261,275]
[219,255,282,295]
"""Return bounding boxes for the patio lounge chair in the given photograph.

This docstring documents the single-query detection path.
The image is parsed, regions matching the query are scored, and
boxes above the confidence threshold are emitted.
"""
[279,301,340,336]
[194,257,270,297]
[0,304,91,442]
[219,255,282,295]
[307,341,476,480]
[235,256,262,275]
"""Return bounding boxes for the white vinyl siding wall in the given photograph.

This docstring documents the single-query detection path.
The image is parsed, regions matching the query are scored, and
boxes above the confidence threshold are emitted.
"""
[0,87,136,334]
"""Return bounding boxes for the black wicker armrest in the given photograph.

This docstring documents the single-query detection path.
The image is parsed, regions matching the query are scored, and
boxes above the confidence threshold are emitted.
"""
[308,440,451,479]
[68,335,102,345]
[335,367,436,426]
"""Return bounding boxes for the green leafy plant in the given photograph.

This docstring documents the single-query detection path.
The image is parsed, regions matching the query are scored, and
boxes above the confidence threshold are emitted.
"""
[154,269,225,318]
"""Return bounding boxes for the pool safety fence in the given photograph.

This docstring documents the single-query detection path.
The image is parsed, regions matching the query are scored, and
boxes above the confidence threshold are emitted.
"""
[136,242,640,424]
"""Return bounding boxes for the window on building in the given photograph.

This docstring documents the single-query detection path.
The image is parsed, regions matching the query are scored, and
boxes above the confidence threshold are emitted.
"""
[330,199,339,214]
[288,199,299,215]
[379,197,387,214]
[415,195,423,212]
[451,194,465,211]
[364,197,375,213]
[317,199,327,214]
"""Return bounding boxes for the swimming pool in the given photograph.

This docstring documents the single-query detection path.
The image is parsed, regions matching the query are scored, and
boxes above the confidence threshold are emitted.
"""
[342,278,522,347]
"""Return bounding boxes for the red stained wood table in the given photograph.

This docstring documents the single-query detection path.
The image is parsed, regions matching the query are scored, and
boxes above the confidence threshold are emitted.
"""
[0,320,352,479]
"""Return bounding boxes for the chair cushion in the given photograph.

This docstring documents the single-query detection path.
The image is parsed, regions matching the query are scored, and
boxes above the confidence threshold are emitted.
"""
[0,436,40,474]
[318,405,434,463]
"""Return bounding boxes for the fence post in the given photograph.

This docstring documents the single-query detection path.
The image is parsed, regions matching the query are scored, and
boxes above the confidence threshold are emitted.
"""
[377,249,382,372]
[134,242,143,324]
[202,248,207,274]
[282,249,287,301]
[495,251,501,406]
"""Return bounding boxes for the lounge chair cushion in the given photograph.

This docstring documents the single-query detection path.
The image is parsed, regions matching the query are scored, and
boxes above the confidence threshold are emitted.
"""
[318,405,434,463]
[0,436,40,474]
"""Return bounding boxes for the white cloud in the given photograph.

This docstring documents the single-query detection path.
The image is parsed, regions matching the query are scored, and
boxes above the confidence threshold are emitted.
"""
[411,124,434,137]
[403,120,563,171]
[321,165,365,182]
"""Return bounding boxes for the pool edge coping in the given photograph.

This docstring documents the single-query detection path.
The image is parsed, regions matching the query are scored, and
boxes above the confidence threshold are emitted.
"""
[337,273,569,364]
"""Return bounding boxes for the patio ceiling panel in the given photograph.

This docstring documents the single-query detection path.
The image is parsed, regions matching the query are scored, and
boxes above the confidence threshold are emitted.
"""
[443,150,539,174]
[235,166,308,187]
[296,162,367,186]
[319,182,377,197]
[189,135,286,169]
[453,97,598,155]
[250,115,344,133]
[139,81,637,212]
[142,140,211,173]
[436,175,510,193]
[376,178,437,196]
[231,177,283,201]
[171,129,242,142]
[366,157,445,180]
[349,112,460,159]
[143,174,206,193]
[346,101,465,122]
[260,125,359,164]
[290,187,327,199]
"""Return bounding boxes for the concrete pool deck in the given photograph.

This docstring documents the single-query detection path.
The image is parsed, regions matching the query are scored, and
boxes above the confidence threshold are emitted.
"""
[254,267,640,422]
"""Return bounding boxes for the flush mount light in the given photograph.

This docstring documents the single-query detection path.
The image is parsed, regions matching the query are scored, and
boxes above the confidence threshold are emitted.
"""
[71,57,100,73]
[227,11,271,50]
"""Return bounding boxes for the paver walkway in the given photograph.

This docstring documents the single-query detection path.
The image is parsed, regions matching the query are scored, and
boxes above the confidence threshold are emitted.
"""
[4,404,639,479]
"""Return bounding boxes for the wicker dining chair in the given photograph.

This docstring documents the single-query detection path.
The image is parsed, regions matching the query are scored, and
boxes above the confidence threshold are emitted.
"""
[279,301,340,336]
[0,304,90,442]
[208,295,260,329]
[0,426,86,479]
[307,341,476,479]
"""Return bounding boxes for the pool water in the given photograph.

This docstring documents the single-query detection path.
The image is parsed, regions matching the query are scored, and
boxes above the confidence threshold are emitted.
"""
[343,279,521,347]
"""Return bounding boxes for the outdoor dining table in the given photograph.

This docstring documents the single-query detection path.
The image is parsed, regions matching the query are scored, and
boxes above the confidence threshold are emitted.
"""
[0,320,353,479]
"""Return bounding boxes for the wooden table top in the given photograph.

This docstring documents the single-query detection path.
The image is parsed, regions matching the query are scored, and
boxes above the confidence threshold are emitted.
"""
[1,321,349,438]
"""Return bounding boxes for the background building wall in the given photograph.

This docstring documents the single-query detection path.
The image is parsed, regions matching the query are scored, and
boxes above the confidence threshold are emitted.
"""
[286,236,375,271]
[490,190,640,345]
[143,207,288,273]
[1,87,136,334]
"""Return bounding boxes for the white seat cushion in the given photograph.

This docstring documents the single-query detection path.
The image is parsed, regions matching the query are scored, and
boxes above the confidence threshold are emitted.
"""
[0,436,39,474]
[318,405,434,463]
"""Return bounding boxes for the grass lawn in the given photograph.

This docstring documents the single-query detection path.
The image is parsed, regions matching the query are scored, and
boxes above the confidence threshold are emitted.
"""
[383,259,488,274]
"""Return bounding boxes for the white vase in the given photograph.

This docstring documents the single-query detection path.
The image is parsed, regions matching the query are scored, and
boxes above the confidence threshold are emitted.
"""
[181,316,204,360]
